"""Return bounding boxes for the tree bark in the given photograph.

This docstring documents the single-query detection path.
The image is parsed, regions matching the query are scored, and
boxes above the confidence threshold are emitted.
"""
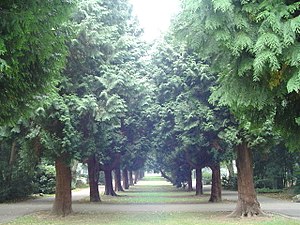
[229,142,264,217]
[187,169,193,191]
[104,169,117,196]
[209,163,222,202]
[71,160,79,188]
[134,170,139,184]
[227,160,235,180]
[9,140,17,167]
[129,170,134,186]
[160,169,174,183]
[114,167,124,192]
[195,167,203,195]
[140,170,145,179]
[52,155,72,216]
[122,168,129,190]
[87,154,101,202]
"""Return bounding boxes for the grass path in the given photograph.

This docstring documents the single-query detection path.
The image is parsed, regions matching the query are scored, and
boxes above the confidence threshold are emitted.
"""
[98,175,213,204]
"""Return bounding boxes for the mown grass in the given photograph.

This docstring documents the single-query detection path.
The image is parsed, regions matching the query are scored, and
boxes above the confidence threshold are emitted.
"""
[3,175,300,225]
[94,176,212,204]
[4,211,300,225]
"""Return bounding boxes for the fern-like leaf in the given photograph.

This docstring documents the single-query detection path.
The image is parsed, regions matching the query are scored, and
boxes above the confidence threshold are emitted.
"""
[212,0,233,12]
[287,70,300,93]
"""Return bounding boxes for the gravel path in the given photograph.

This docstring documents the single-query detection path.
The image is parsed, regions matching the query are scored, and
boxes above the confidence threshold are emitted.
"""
[0,179,299,224]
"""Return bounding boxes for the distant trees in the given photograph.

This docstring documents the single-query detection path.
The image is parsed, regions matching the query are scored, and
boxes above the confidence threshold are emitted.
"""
[150,36,233,202]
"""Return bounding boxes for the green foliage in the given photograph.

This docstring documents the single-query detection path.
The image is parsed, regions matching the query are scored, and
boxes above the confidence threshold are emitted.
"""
[256,188,283,194]
[222,175,238,191]
[0,134,37,202]
[174,0,300,151]
[0,0,75,125]
[294,167,300,194]
[253,142,299,189]
[33,163,56,194]
[150,36,234,184]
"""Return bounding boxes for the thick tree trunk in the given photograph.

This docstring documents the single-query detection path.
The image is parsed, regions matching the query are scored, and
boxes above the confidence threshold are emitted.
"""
[187,169,193,191]
[195,167,203,195]
[114,167,124,192]
[52,155,72,216]
[129,170,134,186]
[87,154,101,202]
[209,163,222,202]
[229,142,264,217]
[104,169,117,196]
[122,168,129,189]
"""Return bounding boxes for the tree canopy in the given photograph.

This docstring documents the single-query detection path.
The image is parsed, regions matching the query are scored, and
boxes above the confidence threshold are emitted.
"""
[0,0,75,125]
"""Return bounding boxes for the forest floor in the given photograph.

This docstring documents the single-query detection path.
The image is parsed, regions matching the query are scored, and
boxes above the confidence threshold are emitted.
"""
[0,175,299,224]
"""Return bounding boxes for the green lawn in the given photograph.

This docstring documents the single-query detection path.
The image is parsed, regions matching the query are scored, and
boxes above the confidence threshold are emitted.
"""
[3,175,300,225]
[5,212,300,225]
[90,176,213,204]
[99,183,211,204]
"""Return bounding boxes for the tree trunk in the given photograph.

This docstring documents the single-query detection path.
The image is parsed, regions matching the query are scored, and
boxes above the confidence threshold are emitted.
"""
[87,154,101,202]
[160,169,174,183]
[140,170,145,179]
[134,170,139,184]
[227,160,235,180]
[229,142,264,217]
[195,167,203,195]
[104,169,117,196]
[187,169,193,191]
[9,140,17,167]
[209,163,222,202]
[114,167,124,192]
[71,160,79,188]
[122,168,129,189]
[52,155,72,216]
[129,170,134,186]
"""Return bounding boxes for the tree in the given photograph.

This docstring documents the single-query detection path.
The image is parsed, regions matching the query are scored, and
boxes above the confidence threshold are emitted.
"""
[61,0,143,200]
[174,0,300,217]
[0,0,74,125]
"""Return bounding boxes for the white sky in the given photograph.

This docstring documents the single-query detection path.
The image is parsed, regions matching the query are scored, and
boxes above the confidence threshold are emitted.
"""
[129,0,180,41]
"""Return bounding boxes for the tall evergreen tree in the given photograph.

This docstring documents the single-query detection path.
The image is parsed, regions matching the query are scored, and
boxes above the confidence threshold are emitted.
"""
[174,0,300,217]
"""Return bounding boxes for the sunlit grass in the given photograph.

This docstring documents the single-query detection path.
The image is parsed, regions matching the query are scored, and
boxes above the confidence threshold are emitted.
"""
[5,212,300,225]
[91,175,212,204]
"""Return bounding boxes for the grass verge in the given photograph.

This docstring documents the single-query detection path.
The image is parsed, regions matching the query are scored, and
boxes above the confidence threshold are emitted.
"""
[4,211,300,225]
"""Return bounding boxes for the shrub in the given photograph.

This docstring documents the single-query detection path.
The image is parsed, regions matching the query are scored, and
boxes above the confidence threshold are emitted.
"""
[255,178,273,189]
[222,176,238,191]
[256,188,282,193]
[202,170,212,185]
[0,169,35,202]
[33,164,56,194]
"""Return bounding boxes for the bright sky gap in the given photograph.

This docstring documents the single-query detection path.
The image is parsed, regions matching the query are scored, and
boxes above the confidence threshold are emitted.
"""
[129,0,180,41]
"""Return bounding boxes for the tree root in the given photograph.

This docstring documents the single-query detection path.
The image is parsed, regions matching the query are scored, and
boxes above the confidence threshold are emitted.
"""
[227,206,266,218]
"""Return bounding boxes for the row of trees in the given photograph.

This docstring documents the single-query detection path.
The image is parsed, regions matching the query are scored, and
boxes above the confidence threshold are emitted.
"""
[0,0,153,216]
[147,33,299,217]
[169,0,300,217]
[0,0,299,219]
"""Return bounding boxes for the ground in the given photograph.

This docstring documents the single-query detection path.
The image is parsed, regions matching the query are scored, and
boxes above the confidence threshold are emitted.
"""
[0,175,299,224]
